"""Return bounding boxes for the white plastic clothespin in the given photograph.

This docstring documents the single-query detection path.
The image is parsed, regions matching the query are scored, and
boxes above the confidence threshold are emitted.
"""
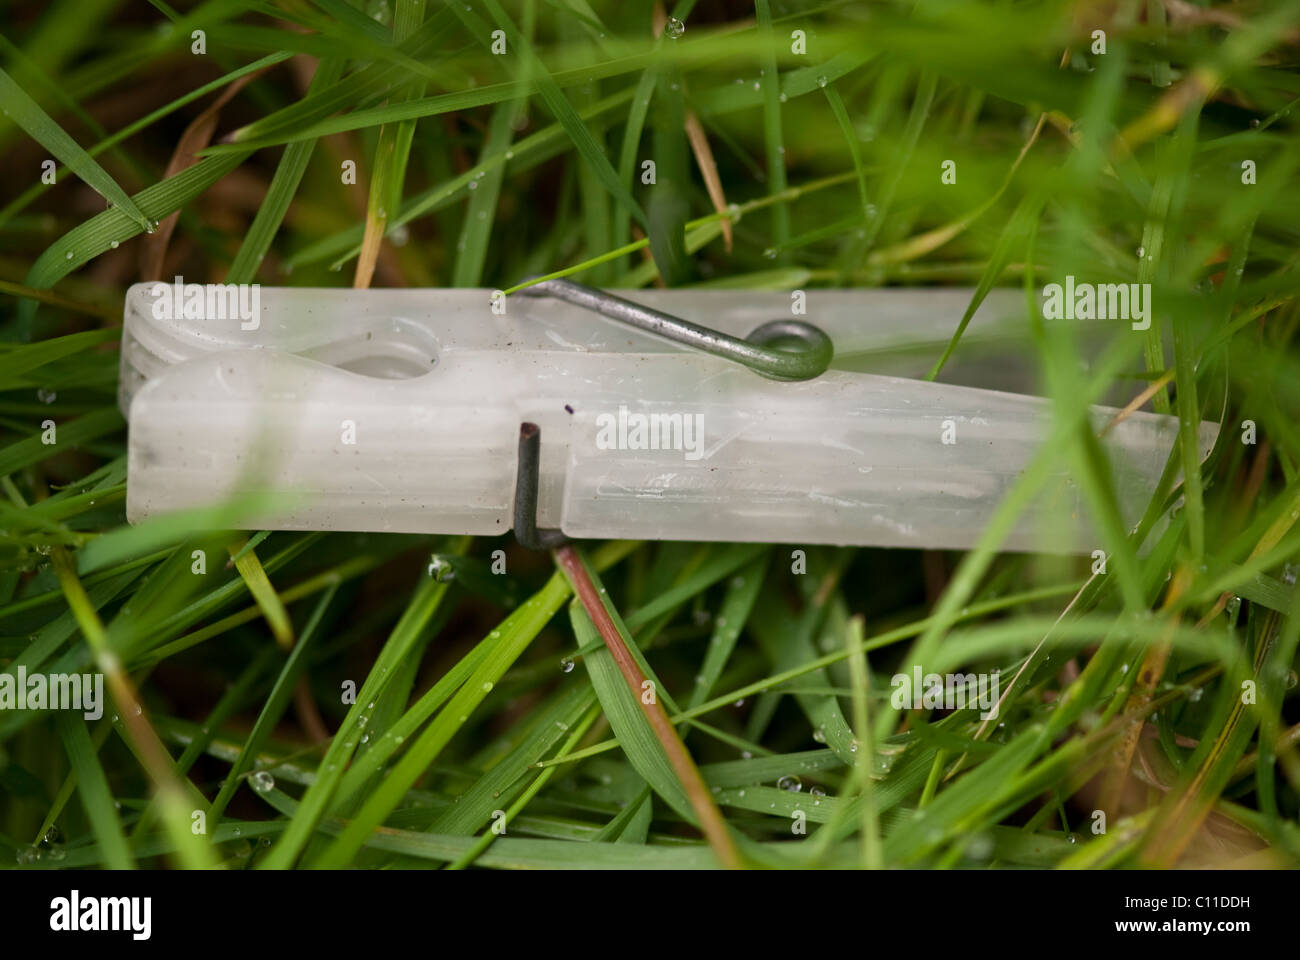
[119,279,1217,552]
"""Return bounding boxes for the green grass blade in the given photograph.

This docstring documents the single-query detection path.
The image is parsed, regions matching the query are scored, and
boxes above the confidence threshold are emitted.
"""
[0,65,152,233]
[56,711,135,869]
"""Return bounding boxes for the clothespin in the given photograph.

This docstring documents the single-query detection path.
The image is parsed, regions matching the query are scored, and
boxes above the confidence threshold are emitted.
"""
[120,279,1216,552]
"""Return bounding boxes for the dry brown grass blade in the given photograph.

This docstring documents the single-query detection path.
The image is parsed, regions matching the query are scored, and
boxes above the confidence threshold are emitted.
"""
[1099,565,1190,817]
[352,139,392,290]
[1139,610,1278,865]
[649,4,731,251]
[554,544,743,868]
[684,110,732,251]
[1100,370,1176,437]
[294,678,331,743]
[139,71,263,281]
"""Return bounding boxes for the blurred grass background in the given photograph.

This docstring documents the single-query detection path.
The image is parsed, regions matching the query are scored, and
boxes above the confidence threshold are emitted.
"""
[1,0,1300,869]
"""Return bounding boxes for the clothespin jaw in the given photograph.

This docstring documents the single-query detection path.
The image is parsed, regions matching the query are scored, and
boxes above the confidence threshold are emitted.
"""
[120,281,1217,552]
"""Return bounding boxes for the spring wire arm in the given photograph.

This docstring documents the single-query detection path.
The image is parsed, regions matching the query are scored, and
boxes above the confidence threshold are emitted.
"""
[519,277,833,381]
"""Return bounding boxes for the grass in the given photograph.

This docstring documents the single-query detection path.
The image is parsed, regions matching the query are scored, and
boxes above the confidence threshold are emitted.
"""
[1,0,1300,871]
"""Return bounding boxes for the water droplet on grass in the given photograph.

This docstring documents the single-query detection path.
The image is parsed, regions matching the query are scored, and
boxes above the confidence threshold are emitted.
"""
[428,556,455,581]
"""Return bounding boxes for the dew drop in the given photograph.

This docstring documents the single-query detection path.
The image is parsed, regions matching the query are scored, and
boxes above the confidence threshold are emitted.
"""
[428,555,455,582]
[777,775,803,792]
[250,770,275,793]
[665,17,685,39]
[967,832,995,859]
[560,658,575,673]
